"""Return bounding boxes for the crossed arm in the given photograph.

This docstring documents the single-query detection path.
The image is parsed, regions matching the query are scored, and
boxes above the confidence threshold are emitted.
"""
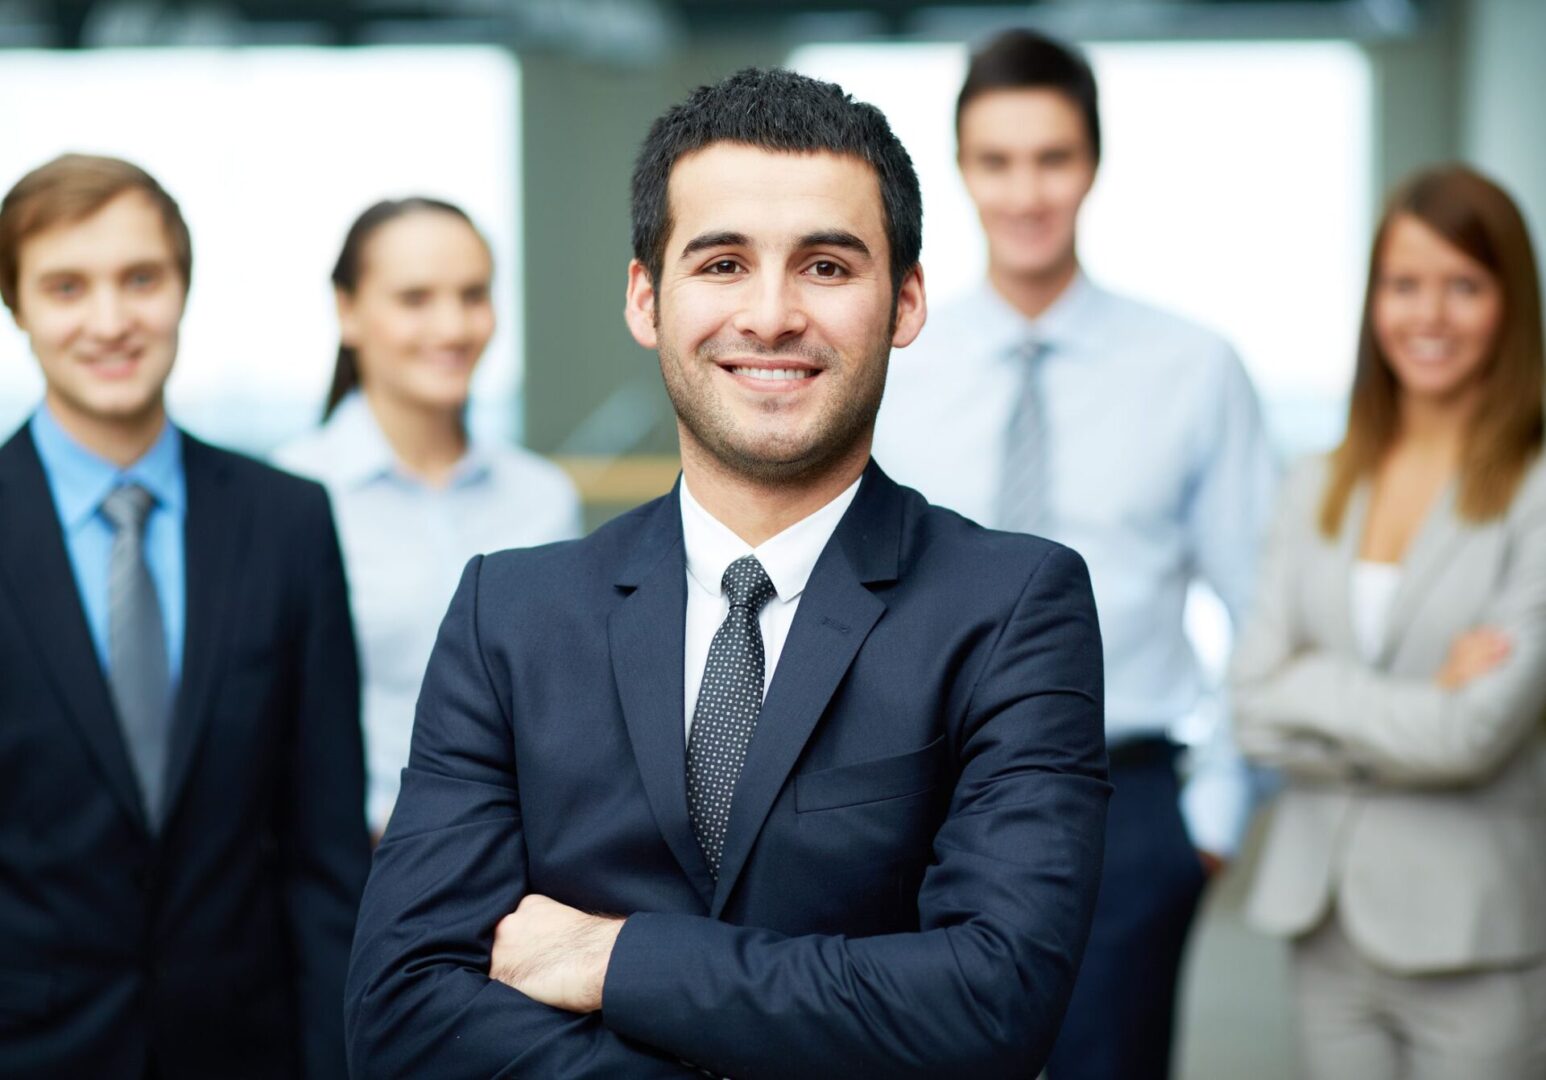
[1230,469,1546,787]
[346,545,1109,1079]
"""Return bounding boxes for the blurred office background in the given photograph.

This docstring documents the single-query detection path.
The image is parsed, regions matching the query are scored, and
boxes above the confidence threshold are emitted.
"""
[1,1,1541,1075]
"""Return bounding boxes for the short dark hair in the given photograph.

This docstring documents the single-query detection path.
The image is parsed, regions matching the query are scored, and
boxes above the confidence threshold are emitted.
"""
[0,153,191,315]
[630,67,922,302]
[957,29,1101,164]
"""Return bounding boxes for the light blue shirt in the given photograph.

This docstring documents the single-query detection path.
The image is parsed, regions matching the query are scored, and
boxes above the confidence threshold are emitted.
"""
[274,392,582,831]
[29,403,187,683]
[873,273,1279,856]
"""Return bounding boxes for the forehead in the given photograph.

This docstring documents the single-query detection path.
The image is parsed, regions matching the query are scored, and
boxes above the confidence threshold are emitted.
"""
[1380,213,1491,276]
[18,189,176,277]
[664,143,886,248]
[959,88,1088,150]
[359,211,490,284]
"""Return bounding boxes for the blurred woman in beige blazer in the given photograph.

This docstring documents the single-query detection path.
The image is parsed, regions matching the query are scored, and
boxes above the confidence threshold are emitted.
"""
[1231,165,1546,1079]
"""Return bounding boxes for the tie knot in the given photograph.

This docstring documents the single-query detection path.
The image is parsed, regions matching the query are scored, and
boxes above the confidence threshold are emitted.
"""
[1015,337,1046,364]
[721,555,775,612]
[101,484,155,533]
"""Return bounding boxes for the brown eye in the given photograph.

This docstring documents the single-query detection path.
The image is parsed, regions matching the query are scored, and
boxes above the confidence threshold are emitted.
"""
[810,261,844,279]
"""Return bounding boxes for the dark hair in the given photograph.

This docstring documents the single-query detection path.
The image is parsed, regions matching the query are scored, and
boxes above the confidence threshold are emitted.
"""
[1321,164,1543,533]
[957,29,1101,164]
[630,67,922,303]
[0,153,191,315]
[324,197,488,419]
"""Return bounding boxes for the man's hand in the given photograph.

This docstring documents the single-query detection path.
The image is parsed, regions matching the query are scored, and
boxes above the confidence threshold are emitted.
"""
[1436,627,1510,690]
[490,895,624,1014]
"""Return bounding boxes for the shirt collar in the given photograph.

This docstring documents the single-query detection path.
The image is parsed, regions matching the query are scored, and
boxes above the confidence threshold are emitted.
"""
[679,473,863,604]
[29,402,184,530]
[323,390,492,491]
[974,268,1106,358]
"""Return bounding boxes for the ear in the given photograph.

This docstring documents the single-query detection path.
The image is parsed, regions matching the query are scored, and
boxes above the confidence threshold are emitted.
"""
[623,259,659,350]
[334,287,359,349]
[890,263,927,349]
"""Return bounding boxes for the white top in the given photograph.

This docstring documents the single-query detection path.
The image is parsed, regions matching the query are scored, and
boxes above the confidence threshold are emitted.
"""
[1351,559,1402,664]
[872,274,1279,856]
[680,473,862,741]
[274,392,582,831]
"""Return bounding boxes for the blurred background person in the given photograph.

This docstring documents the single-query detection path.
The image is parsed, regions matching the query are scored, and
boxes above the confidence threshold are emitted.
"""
[873,29,1278,1080]
[1231,164,1546,1079]
[275,198,581,839]
[0,153,366,1079]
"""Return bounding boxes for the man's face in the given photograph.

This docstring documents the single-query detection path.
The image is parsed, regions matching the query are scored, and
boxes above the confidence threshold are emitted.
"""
[957,88,1097,282]
[625,143,925,483]
[12,190,184,436]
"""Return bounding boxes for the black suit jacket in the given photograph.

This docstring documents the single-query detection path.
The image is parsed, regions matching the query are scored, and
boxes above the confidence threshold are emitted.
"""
[0,424,369,1078]
[347,462,1110,1078]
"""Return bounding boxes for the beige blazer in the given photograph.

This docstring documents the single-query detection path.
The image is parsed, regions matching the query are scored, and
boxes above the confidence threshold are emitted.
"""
[1231,452,1546,975]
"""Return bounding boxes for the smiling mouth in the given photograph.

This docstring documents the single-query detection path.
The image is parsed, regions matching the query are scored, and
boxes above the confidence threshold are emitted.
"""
[726,366,816,381]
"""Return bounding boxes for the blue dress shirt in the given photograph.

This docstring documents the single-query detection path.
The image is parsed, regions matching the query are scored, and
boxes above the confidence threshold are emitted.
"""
[873,273,1279,855]
[29,404,186,683]
[274,391,581,831]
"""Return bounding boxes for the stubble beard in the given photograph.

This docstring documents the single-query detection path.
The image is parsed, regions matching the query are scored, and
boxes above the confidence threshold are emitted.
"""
[658,335,889,487]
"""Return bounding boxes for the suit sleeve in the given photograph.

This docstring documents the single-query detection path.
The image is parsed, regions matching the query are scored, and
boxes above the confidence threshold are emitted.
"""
[344,556,702,1079]
[601,544,1110,1079]
[1233,464,1546,787]
[284,484,372,1079]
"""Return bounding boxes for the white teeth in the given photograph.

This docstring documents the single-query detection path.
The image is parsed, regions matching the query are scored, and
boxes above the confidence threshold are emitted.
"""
[1410,340,1452,362]
[730,367,813,381]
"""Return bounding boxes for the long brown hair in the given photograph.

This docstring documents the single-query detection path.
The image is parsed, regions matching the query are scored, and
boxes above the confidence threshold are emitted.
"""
[323,197,487,420]
[1320,164,1545,535]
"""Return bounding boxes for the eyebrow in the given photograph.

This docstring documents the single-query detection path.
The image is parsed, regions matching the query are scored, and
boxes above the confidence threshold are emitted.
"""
[678,229,873,261]
[798,230,871,258]
[679,231,748,259]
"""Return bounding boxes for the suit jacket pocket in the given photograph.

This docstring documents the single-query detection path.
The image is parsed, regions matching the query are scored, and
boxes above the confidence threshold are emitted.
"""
[795,735,945,812]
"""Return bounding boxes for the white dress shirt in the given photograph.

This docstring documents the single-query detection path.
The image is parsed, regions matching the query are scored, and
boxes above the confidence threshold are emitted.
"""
[680,474,862,740]
[275,392,582,831]
[1351,560,1402,664]
[873,273,1279,855]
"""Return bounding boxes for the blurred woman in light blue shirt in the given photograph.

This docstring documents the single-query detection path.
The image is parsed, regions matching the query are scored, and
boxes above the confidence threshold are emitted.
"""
[276,198,581,835]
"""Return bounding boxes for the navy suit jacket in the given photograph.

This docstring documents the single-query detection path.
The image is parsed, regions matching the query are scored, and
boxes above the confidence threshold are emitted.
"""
[0,425,369,1078]
[346,462,1109,1078]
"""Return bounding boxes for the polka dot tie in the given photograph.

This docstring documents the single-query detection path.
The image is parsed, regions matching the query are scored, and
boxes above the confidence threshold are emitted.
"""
[687,554,776,879]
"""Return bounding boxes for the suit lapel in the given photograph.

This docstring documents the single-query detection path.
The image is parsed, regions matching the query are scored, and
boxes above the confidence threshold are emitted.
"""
[609,488,716,907]
[0,428,149,832]
[1328,482,1367,658]
[158,437,245,830]
[1376,480,1465,667]
[710,462,900,916]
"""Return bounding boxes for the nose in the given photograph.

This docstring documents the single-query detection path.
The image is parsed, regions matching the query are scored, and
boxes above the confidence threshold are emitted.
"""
[84,286,131,342]
[1412,284,1448,328]
[431,295,476,344]
[730,273,807,345]
[1006,164,1047,215]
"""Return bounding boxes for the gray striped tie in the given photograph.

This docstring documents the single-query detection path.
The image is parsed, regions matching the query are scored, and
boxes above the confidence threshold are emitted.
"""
[996,338,1051,535]
[101,484,172,828]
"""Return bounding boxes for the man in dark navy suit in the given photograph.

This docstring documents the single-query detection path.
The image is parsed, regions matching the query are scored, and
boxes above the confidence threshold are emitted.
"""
[0,154,368,1078]
[347,69,1109,1079]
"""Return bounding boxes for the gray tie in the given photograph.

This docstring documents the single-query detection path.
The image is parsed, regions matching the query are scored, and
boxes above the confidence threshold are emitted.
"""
[686,555,776,879]
[101,484,172,828]
[996,338,1051,535]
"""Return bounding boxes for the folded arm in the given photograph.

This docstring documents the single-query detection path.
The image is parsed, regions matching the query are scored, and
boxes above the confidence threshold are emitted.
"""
[594,544,1110,1079]
[1233,469,1546,787]
[344,556,702,1079]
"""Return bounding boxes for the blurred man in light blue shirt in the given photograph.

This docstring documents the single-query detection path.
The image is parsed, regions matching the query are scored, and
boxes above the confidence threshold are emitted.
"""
[873,30,1277,1080]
